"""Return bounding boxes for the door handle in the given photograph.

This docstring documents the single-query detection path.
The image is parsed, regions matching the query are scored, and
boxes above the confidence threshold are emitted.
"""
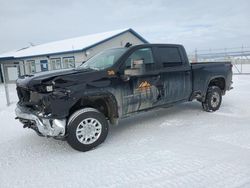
[152,75,161,82]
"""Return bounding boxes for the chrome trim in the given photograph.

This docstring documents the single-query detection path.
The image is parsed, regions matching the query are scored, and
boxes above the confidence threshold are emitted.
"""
[15,104,66,137]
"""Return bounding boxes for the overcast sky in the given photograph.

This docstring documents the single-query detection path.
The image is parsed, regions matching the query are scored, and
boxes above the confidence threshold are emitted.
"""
[0,0,249,54]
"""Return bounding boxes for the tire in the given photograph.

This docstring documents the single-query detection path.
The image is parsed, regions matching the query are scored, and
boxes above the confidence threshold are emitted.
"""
[66,108,109,152]
[202,86,222,112]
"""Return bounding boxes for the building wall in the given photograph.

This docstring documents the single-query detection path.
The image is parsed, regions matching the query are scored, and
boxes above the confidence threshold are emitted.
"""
[0,31,145,83]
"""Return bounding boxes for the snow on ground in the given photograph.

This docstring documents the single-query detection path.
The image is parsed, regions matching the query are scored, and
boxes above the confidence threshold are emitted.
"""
[0,75,250,188]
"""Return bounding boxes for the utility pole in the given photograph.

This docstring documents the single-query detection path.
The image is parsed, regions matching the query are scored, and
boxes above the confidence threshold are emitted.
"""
[195,48,198,62]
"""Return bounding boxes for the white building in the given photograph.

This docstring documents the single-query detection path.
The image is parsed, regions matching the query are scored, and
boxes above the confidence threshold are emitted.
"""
[0,28,148,83]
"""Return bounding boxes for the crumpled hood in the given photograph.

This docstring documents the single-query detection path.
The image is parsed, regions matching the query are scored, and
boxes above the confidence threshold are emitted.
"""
[16,68,106,90]
[16,69,77,88]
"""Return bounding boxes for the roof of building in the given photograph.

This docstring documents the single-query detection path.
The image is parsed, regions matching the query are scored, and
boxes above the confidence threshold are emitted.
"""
[0,28,148,60]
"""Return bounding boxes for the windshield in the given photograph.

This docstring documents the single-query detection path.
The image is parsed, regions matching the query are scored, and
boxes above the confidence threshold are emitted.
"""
[77,48,127,70]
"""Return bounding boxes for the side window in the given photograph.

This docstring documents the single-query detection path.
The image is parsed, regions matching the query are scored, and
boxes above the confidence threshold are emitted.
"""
[157,47,182,67]
[125,48,154,71]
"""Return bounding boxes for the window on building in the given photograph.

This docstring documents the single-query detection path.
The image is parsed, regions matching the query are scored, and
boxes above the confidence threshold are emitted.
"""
[63,57,75,69]
[26,60,36,73]
[50,58,62,70]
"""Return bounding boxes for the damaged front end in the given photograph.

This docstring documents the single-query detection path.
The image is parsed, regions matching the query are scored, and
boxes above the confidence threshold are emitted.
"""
[15,79,69,139]
[15,104,66,138]
[14,67,108,139]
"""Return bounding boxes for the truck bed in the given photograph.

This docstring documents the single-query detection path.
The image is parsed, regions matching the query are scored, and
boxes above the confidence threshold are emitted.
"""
[191,61,233,99]
[191,61,231,65]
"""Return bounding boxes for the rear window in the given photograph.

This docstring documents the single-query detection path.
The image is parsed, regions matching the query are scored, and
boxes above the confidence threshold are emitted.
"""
[157,47,182,67]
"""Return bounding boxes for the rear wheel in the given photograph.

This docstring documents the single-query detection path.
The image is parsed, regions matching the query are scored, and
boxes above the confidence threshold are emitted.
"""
[202,86,222,112]
[66,108,109,152]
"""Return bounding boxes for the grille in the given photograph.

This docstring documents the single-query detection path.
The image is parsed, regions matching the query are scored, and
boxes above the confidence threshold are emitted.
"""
[16,86,30,102]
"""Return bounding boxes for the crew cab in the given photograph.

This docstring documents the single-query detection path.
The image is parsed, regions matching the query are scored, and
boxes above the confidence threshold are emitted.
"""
[15,44,233,151]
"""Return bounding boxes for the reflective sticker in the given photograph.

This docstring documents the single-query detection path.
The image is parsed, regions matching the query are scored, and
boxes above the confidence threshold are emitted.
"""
[107,70,115,76]
[138,81,151,91]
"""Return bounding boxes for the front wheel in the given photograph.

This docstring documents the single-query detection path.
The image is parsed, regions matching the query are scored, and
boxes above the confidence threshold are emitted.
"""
[66,108,109,152]
[202,86,222,112]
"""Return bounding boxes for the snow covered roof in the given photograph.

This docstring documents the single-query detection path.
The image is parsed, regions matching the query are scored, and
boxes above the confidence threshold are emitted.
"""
[0,28,148,60]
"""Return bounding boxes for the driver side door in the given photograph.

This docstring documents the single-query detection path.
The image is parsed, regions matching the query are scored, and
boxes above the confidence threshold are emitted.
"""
[121,47,164,115]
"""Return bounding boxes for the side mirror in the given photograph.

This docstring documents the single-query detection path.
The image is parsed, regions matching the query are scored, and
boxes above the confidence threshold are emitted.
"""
[124,59,145,76]
[80,61,86,66]
[132,59,144,67]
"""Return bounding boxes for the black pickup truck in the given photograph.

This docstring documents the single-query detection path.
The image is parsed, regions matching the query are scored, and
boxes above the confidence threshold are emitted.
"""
[15,44,233,151]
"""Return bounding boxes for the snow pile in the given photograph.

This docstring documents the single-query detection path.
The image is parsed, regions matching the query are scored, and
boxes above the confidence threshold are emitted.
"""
[0,75,250,188]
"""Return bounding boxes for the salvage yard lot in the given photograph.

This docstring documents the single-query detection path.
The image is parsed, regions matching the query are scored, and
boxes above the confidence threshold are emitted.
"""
[1,75,250,188]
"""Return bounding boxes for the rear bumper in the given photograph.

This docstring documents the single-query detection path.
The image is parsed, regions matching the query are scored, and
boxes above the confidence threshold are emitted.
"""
[15,104,66,137]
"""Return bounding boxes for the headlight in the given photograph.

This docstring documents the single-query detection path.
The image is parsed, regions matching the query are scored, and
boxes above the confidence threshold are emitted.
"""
[46,85,53,92]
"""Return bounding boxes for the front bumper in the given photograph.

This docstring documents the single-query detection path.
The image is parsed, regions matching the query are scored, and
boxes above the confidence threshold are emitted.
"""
[15,104,66,137]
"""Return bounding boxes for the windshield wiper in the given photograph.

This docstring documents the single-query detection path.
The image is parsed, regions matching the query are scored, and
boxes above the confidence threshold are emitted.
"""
[76,67,99,71]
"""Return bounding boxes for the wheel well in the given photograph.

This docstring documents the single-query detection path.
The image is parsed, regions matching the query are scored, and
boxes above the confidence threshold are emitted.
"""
[208,77,225,91]
[68,95,118,123]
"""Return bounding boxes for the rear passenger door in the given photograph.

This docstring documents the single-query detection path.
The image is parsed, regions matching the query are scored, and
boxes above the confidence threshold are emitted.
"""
[155,46,192,104]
